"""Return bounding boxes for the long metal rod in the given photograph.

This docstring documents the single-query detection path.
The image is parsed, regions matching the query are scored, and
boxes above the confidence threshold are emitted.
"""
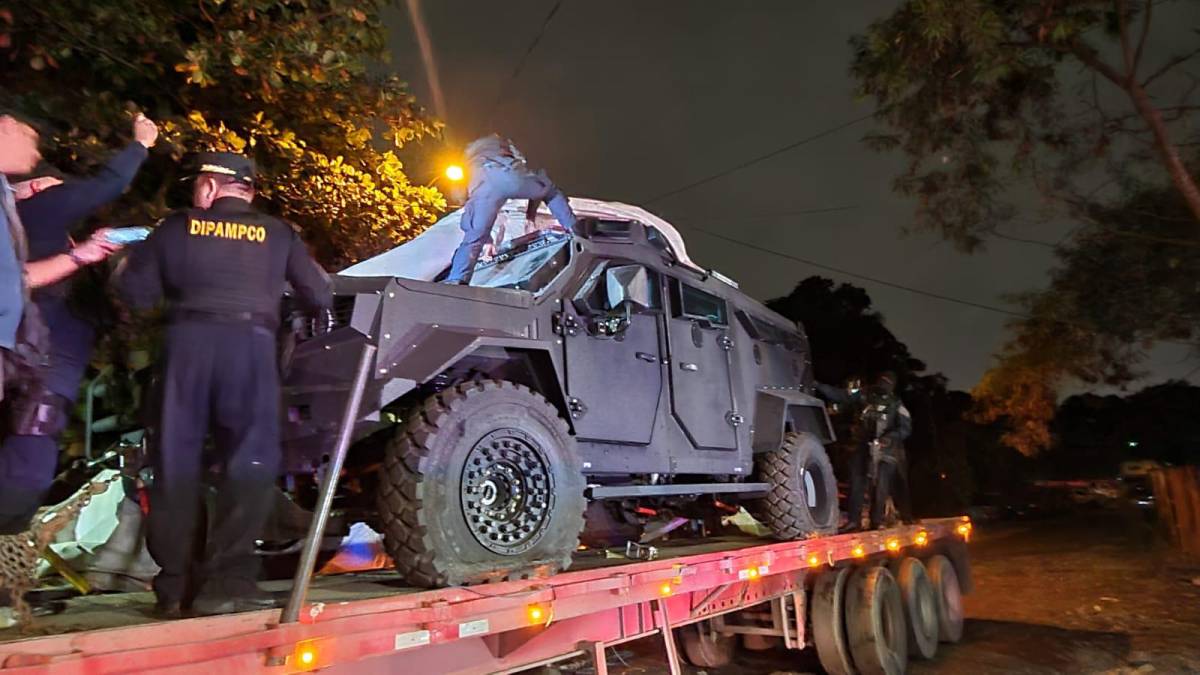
[280,343,377,624]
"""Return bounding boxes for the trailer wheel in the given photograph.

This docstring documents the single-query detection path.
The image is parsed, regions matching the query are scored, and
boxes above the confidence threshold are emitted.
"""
[845,565,908,675]
[751,432,839,539]
[679,621,736,668]
[925,554,964,643]
[377,380,586,587]
[889,557,939,660]
[812,566,855,675]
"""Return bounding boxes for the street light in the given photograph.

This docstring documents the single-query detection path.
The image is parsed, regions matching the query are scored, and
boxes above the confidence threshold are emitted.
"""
[444,164,465,182]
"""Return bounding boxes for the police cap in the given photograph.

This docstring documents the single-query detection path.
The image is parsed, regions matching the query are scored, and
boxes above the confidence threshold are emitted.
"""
[189,152,256,185]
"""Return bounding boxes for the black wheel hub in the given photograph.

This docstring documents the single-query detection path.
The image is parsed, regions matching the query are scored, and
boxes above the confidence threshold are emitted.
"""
[461,429,554,555]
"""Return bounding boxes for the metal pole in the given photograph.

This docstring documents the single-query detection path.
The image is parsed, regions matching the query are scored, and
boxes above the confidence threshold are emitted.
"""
[280,343,377,624]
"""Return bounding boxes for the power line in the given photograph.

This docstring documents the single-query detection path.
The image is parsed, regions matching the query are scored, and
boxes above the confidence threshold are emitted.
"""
[485,0,564,128]
[682,223,1200,350]
[685,224,1029,318]
[641,111,877,206]
[685,204,859,223]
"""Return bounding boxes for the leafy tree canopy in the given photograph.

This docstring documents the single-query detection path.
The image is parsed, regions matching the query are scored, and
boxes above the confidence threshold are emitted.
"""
[1,0,446,266]
[851,0,1200,453]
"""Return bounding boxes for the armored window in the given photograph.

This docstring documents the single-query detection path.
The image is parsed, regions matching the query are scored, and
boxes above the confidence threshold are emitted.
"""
[671,280,728,326]
[575,262,662,315]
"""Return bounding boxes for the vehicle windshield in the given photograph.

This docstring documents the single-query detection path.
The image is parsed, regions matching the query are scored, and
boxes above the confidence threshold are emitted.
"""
[470,232,571,292]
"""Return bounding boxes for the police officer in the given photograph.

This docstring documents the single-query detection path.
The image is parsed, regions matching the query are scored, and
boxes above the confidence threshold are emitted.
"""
[817,371,914,531]
[117,152,331,617]
[0,113,157,535]
[445,135,577,284]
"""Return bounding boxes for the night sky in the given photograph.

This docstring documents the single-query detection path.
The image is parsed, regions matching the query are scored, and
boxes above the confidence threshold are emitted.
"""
[386,1,1198,391]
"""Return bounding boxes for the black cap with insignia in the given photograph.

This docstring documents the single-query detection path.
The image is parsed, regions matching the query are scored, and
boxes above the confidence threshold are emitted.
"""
[189,151,256,184]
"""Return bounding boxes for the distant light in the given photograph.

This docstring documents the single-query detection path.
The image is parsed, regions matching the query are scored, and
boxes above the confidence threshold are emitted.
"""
[445,164,465,182]
[940,473,948,480]
[1128,441,1139,448]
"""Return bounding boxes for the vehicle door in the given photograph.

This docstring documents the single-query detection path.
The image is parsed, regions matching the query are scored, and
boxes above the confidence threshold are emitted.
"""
[664,278,738,451]
[559,262,665,444]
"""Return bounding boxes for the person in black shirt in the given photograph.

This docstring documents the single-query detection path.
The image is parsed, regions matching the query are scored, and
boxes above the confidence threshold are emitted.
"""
[816,372,914,531]
[117,152,331,617]
[0,113,156,535]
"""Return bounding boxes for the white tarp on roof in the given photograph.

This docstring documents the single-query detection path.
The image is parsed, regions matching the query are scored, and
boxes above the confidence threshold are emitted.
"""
[340,197,701,280]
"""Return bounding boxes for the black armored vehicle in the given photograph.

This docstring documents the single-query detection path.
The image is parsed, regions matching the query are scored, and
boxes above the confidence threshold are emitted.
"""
[281,199,839,586]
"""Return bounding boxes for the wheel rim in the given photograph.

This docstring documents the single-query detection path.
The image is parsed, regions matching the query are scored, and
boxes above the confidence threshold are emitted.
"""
[461,428,554,555]
[800,460,833,523]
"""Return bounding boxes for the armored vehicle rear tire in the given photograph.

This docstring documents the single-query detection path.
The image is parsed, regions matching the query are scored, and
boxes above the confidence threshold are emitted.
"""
[751,432,839,539]
[376,379,587,587]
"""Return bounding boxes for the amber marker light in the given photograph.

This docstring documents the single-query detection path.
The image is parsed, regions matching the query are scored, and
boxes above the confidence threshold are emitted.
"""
[851,544,866,558]
[915,530,929,546]
[886,538,901,553]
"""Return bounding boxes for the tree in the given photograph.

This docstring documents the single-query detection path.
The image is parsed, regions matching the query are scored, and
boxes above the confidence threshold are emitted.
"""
[851,0,1200,453]
[0,0,446,267]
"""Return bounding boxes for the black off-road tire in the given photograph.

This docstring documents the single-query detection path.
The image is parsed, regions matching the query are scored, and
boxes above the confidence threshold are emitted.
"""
[376,379,586,587]
[751,432,839,539]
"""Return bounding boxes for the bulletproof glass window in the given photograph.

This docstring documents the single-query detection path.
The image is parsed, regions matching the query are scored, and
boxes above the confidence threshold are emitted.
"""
[574,262,661,315]
[735,310,804,352]
[671,280,728,326]
[470,232,571,293]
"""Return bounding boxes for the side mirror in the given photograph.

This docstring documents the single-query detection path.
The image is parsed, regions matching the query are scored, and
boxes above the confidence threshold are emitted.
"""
[604,265,656,312]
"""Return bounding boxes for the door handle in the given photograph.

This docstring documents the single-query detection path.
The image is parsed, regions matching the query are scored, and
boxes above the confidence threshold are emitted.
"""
[680,362,699,372]
[635,352,658,363]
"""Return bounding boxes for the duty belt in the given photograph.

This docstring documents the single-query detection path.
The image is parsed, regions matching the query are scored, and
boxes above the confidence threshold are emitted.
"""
[170,309,277,330]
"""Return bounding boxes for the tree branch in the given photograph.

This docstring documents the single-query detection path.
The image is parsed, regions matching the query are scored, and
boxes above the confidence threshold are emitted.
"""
[1142,46,1200,87]
[1071,40,1131,90]
[1133,0,1153,74]
[1117,0,1135,77]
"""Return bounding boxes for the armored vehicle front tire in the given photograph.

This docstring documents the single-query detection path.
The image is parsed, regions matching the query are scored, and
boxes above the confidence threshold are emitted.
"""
[751,431,839,539]
[377,379,587,587]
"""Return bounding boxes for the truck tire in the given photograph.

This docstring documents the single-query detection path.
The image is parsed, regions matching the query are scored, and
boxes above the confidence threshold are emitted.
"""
[888,557,939,660]
[751,432,839,539]
[679,621,736,668]
[377,380,586,587]
[812,566,855,675]
[845,565,908,675]
[925,554,964,643]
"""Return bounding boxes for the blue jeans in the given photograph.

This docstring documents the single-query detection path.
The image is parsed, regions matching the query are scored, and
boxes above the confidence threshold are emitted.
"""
[446,166,576,283]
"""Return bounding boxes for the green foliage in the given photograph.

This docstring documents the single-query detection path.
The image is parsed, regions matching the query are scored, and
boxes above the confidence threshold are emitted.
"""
[0,0,446,267]
[852,0,1200,453]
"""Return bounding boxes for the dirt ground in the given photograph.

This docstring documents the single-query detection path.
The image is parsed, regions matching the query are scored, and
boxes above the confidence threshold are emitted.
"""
[558,509,1200,675]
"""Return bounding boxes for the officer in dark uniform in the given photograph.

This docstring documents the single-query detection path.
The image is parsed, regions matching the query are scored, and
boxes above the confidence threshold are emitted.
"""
[445,135,576,284]
[817,371,914,531]
[117,152,331,617]
[0,113,157,535]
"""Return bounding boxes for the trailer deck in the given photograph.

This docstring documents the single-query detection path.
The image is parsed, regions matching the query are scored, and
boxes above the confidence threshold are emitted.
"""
[0,517,971,674]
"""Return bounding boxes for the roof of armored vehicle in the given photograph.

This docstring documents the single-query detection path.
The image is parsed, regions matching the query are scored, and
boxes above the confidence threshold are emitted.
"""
[340,198,705,281]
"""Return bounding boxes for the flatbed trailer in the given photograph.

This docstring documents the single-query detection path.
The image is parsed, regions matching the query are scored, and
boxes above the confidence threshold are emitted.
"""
[0,517,972,675]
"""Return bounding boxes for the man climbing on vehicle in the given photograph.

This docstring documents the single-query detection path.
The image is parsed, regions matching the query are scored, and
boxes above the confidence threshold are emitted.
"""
[444,135,576,284]
[816,371,914,531]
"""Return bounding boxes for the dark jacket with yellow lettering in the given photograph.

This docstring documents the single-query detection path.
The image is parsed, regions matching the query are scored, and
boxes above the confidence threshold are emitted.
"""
[117,197,331,324]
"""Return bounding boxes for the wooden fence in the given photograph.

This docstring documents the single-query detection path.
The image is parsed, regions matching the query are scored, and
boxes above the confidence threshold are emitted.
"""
[1151,466,1200,557]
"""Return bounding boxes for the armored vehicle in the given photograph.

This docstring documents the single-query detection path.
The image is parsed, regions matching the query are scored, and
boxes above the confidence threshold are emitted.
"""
[280,199,839,587]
